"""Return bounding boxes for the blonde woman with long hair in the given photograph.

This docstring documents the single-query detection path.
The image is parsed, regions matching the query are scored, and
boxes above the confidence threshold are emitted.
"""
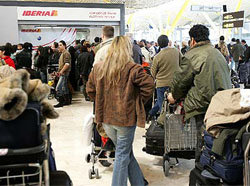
[87,36,154,186]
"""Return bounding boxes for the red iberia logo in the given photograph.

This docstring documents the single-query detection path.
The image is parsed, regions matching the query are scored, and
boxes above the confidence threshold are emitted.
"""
[22,10,58,16]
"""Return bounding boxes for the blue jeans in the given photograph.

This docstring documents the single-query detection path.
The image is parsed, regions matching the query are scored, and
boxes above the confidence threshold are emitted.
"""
[56,75,69,97]
[40,71,47,84]
[103,124,145,186]
[149,86,169,117]
[235,61,239,72]
[230,58,235,71]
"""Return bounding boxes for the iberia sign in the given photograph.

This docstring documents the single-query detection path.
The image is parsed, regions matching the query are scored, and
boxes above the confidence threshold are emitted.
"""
[17,7,120,21]
[22,10,58,17]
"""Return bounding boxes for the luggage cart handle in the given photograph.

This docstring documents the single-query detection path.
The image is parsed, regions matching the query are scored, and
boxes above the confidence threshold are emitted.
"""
[246,122,250,133]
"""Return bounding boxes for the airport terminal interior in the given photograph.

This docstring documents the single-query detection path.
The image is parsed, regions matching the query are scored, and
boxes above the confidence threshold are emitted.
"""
[0,0,250,186]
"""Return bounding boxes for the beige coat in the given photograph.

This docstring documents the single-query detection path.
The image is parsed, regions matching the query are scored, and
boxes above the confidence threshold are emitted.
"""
[93,38,113,65]
[205,88,250,137]
[151,47,181,88]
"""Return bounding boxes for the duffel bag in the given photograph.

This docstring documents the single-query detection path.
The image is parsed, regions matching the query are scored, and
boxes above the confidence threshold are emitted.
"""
[200,126,246,184]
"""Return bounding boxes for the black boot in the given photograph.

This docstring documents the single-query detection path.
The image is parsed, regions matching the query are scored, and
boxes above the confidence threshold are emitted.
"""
[64,94,71,106]
[54,97,64,108]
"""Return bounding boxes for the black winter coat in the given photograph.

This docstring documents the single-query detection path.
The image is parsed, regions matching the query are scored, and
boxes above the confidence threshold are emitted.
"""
[16,49,32,69]
[77,52,94,80]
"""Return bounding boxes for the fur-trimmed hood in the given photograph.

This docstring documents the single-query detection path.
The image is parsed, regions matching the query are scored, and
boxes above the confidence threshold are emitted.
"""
[0,66,58,121]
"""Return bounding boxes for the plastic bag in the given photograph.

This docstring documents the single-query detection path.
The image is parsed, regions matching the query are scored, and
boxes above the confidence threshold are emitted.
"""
[82,114,94,146]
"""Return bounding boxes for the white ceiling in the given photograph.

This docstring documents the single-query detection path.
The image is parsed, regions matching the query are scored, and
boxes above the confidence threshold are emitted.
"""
[126,0,250,31]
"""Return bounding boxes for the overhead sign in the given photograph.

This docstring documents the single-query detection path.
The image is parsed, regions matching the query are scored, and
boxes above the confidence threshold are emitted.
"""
[17,7,121,21]
[22,10,58,17]
[223,20,244,29]
[223,11,244,21]
[191,5,221,12]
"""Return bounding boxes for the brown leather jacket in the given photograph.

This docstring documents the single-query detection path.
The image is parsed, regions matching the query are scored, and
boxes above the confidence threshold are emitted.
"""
[86,62,154,128]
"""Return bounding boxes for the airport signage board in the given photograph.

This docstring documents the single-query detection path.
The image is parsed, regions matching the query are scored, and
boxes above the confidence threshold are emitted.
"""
[17,7,120,21]
[223,11,244,21]
[191,5,221,12]
[222,20,244,29]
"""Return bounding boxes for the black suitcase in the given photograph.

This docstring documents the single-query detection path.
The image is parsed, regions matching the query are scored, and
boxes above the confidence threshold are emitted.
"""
[189,166,221,186]
[143,120,164,156]
[50,171,72,186]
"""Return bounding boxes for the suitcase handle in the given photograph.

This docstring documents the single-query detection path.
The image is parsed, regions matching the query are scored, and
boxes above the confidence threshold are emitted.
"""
[246,122,250,133]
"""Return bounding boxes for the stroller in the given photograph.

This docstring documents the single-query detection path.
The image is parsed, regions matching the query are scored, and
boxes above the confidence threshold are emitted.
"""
[231,69,240,88]
[47,64,59,100]
[85,103,115,179]
[48,72,58,100]
[0,102,72,186]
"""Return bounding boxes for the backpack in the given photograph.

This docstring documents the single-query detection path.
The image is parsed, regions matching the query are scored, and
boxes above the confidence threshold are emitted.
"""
[238,62,250,84]
[244,62,250,88]
[200,124,247,184]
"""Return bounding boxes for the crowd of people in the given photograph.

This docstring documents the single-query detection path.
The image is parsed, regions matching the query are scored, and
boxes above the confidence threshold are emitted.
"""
[0,24,249,186]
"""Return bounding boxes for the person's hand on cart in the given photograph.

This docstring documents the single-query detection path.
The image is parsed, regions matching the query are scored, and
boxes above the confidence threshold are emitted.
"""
[167,93,176,104]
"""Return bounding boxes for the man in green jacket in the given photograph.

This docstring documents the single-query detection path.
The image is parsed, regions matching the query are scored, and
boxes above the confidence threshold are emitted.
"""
[168,24,231,162]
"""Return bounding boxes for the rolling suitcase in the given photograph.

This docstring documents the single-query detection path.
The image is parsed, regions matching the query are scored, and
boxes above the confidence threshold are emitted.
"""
[143,120,164,156]
[50,171,72,186]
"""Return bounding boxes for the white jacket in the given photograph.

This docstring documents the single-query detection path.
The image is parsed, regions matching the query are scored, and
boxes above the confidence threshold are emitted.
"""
[93,38,113,66]
[141,47,152,63]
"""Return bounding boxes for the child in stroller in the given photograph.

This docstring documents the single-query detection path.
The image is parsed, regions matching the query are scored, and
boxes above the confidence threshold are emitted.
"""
[47,69,73,105]
[85,103,115,179]
[48,71,58,100]
[85,123,116,179]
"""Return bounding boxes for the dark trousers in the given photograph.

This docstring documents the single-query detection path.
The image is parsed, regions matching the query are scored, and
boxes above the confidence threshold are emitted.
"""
[82,78,89,99]
[194,114,205,162]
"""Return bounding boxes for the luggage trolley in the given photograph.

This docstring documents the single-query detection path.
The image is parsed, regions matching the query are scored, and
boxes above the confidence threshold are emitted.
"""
[243,122,250,186]
[163,100,197,176]
[0,102,50,186]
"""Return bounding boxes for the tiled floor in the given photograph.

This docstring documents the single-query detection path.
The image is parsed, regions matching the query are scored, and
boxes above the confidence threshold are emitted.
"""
[48,93,194,186]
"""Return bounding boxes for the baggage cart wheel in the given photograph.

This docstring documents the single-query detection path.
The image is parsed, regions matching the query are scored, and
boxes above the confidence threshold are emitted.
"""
[85,154,91,163]
[88,169,93,179]
[163,160,170,177]
[94,168,100,179]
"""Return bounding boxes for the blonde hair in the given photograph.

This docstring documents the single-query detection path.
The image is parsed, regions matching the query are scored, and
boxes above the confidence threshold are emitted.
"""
[98,36,133,86]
